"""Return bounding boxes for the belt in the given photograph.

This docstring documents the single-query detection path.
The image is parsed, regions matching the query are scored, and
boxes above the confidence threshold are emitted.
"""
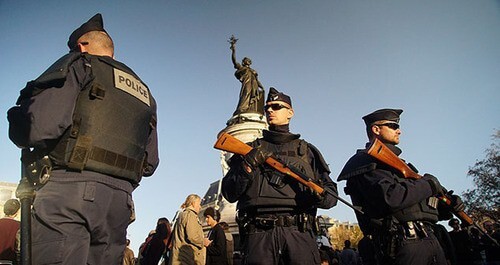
[253,215,298,228]
[399,221,434,240]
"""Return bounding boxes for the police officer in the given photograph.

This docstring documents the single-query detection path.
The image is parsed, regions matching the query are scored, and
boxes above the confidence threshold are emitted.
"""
[222,87,338,265]
[338,109,463,265]
[7,14,159,264]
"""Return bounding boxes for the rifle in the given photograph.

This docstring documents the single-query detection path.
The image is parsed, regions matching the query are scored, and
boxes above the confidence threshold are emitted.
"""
[367,138,499,246]
[213,132,364,216]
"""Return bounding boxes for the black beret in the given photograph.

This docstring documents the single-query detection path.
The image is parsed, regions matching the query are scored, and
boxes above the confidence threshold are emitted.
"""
[3,198,20,215]
[266,87,292,107]
[362,108,403,126]
[67,13,106,50]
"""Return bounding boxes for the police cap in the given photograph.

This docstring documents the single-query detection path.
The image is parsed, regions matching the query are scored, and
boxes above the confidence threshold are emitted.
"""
[67,13,107,51]
[266,87,292,107]
[362,108,403,126]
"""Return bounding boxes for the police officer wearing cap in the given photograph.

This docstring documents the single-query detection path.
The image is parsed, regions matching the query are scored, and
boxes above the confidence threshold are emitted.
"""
[222,87,338,265]
[7,14,159,264]
[338,109,463,265]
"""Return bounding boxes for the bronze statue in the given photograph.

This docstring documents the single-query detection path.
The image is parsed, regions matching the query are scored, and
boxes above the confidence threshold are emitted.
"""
[229,35,265,116]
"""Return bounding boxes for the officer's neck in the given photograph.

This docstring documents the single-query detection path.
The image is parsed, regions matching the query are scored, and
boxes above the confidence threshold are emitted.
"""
[269,124,290,133]
[264,124,300,144]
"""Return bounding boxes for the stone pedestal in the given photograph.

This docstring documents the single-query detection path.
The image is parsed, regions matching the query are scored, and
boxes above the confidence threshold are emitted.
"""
[218,112,268,175]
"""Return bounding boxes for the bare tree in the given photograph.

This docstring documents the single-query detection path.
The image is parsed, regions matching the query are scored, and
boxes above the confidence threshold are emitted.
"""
[462,130,500,222]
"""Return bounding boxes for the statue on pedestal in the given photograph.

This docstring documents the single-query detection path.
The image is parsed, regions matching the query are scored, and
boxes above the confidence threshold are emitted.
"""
[229,35,265,116]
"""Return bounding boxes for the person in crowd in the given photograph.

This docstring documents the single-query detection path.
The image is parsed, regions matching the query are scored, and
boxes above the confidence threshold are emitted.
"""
[448,218,473,265]
[219,222,234,265]
[317,235,337,265]
[203,207,227,265]
[469,227,486,265]
[123,239,135,265]
[169,194,205,265]
[138,230,156,263]
[222,87,338,265]
[338,108,464,265]
[140,218,172,265]
[0,199,21,265]
[434,223,457,265]
[7,13,159,265]
[483,221,500,265]
[339,240,359,265]
[320,250,331,265]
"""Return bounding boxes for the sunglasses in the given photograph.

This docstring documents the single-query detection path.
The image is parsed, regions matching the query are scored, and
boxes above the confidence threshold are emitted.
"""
[376,122,400,130]
[264,103,290,111]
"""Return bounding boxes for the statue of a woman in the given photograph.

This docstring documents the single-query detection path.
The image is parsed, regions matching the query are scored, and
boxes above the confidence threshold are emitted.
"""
[229,36,265,116]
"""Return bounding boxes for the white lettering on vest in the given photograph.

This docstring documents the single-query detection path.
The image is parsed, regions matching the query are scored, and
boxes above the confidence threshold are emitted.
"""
[114,68,150,106]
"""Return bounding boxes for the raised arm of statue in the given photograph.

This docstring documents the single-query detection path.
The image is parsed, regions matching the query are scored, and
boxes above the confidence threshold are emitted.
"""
[229,35,240,69]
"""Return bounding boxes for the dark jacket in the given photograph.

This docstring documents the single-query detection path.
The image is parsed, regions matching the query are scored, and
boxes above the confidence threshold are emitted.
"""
[206,223,227,265]
[0,218,20,264]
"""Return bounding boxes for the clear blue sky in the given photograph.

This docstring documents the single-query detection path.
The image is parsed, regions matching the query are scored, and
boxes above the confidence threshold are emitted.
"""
[1,0,499,253]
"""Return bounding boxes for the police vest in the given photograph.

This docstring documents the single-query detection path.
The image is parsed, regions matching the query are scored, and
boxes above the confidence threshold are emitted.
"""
[391,175,439,223]
[50,54,155,183]
[239,138,318,212]
[341,152,439,233]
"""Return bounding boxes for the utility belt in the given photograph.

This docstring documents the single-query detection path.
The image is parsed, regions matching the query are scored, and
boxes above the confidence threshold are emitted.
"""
[240,212,315,233]
[371,220,435,241]
[368,220,436,262]
[397,221,434,240]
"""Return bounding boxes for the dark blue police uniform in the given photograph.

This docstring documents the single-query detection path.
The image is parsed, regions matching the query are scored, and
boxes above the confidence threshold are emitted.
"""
[338,109,452,265]
[222,88,338,265]
[7,14,159,265]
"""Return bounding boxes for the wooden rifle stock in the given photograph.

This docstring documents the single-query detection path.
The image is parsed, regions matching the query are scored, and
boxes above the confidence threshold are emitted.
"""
[367,138,421,180]
[367,138,474,226]
[214,132,366,215]
[214,132,325,194]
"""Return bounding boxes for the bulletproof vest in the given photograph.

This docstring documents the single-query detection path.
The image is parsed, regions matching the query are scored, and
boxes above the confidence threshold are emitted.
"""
[239,138,317,212]
[342,152,439,234]
[50,54,155,183]
[391,177,439,223]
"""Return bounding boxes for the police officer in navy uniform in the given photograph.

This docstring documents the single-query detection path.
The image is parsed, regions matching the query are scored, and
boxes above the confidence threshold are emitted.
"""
[337,109,463,265]
[7,14,159,264]
[222,87,338,265]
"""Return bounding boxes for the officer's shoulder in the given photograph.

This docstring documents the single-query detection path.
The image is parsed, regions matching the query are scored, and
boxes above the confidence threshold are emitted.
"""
[34,52,82,86]
[337,151,376,181]
[94,55,145,83]
[302,140,331,173]
[16,53,83,103]
[303,141,321,157]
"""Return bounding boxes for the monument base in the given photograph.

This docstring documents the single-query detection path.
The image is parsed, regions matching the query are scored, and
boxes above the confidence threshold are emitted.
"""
[221,112,268,145]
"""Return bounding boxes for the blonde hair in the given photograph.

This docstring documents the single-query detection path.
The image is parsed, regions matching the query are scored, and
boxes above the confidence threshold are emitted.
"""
[181,194,201,209]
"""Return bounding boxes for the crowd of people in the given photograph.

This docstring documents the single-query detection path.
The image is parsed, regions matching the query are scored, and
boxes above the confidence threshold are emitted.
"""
[3,11,499,265]
[115,214,500,265]
[127,194,235,265]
